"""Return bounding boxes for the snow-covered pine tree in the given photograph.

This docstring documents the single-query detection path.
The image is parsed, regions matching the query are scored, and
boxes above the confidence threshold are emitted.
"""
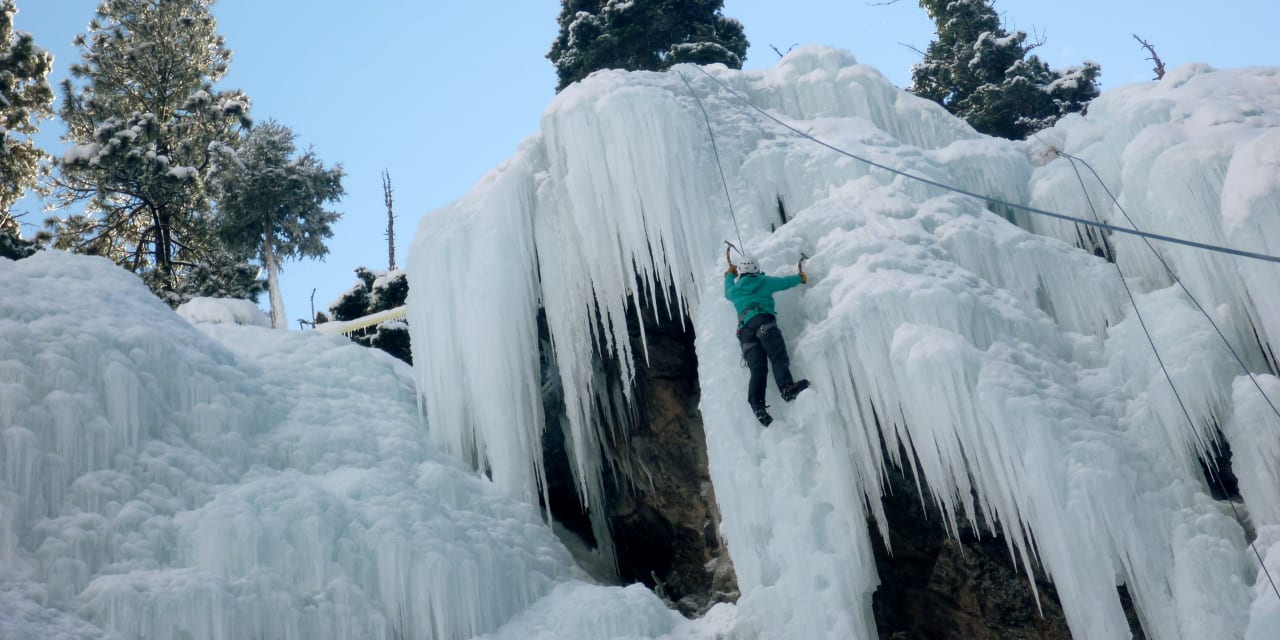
[547,0,748,92]
[0,212,36,259]
[41,0,256,304]
[158,242,264,301]
[323,267,411,364]
[209,120,344,329]
[910,0,1099,140]
[0,0,53,256]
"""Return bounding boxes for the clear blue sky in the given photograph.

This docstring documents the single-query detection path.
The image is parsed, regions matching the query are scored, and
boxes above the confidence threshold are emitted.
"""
[12,1,1279,327]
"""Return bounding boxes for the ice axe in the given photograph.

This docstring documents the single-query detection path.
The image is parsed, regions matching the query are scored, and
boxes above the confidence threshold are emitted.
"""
[725,240,742,266]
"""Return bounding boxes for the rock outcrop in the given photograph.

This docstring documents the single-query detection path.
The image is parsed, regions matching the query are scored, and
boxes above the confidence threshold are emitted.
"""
[541,293,1154,634]
[539,296,738,617]
[871,463,1145,639]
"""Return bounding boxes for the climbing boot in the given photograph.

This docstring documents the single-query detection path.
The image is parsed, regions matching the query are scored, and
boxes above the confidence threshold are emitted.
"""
[753,405,773,427]
[782,379,810,402]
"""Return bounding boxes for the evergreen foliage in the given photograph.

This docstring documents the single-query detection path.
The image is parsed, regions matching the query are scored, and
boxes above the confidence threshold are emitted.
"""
[548,0,748,92]
[40,0,256,304]
[0,0,52,260]
[323,267,412,364]
[141,245,263,307]
[0,213,36,259]
[209,120,343,328]
[910,0,1100,140]
[0,1,54,219]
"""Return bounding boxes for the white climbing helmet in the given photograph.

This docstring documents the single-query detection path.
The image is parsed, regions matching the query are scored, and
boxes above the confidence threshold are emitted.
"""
[738,256,761,275]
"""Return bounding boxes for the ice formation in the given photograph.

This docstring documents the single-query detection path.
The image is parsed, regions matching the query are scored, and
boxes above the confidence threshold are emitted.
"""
[7,44,1280,640]
[408,48,1280,638]
[175,296,272,327]
[0,253,701,639]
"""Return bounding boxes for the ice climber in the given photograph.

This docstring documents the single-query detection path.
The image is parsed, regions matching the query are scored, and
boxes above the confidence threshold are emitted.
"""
[725,249,811,426]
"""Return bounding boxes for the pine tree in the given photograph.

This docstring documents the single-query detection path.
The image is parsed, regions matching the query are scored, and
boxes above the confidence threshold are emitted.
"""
[0,0,54,255]
[0,212,36,259]
[324,267,411,364]
[209,120,344,329]
[548,0,748,92]
[41,0,255,302]
[910,0,1099,140]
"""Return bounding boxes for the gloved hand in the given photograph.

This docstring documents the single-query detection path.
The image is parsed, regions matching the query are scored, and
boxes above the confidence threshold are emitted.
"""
[799,271,807,284]
[728,264,739,276]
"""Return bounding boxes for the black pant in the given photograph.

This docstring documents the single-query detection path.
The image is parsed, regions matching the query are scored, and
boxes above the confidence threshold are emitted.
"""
[738,313,794,410]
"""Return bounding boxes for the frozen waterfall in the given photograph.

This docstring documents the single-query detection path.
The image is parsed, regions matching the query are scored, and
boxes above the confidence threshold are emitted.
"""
[408,48,1280,638]
[6,44,1280,639]
[0,253,708,639]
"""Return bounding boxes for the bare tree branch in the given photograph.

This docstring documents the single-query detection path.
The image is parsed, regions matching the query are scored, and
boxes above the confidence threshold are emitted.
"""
[899,42,927,57]
[769,44,798,59]
[1024,26,1046,52]
[1133,34,1166,80]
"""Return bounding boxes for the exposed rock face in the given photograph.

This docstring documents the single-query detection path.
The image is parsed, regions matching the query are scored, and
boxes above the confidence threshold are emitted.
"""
[537,298,738,617]
[871,464,1146,639]
[540,296,1152,633]
[606,297,738,615]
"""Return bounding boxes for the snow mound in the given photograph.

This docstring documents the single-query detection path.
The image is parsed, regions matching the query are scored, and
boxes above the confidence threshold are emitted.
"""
[0,251,684,640]
[176,296,271,327]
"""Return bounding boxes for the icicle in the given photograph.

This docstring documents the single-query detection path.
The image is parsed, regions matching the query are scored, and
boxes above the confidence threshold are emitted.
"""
[1,253,601,640]
[406,51,1280,639]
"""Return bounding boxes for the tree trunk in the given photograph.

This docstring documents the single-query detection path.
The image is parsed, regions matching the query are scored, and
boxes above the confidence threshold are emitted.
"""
[384,170,397,271]
[263,230,286,329]
[155,207,174,286]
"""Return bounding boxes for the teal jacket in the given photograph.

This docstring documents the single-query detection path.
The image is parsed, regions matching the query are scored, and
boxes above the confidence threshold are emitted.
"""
[725,272,803,327]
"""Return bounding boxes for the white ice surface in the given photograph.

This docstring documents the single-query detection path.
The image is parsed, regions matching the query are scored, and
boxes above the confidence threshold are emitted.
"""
[409,49,1280,638]
[1,252,689,640]
[176,296,271,327]
[9,47,1280,640]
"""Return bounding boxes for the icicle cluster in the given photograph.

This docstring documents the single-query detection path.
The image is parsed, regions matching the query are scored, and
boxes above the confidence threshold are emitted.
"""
[1,253,622,640]
[408,48,1280,638]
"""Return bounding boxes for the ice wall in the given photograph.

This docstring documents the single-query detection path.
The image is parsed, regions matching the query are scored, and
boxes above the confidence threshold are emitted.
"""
[0,252,700,640]
[408,48,1280,638]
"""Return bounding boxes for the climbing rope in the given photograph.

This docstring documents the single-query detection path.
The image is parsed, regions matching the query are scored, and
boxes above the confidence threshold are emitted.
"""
[688,65,1280,266]
[678,71,746,252]
[1057,149,1280,426]
[684,63,1280,601]
[1061,153,1280,601]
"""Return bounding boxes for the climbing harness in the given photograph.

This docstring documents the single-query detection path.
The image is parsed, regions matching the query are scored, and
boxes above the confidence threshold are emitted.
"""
[736,303,768,330]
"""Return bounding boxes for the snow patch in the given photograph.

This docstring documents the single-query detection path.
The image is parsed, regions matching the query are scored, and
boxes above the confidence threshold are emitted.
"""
[176,297,270,327]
